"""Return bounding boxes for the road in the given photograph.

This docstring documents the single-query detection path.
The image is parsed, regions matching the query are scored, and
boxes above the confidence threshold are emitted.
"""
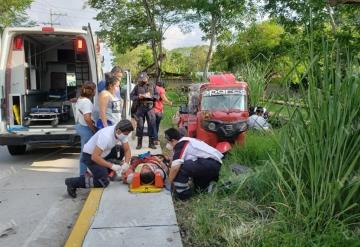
[0,145,88,247]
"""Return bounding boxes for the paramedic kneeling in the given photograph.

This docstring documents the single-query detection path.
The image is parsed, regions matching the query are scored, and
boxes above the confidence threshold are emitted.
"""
[65,120,134,198]
[164,128,223,200]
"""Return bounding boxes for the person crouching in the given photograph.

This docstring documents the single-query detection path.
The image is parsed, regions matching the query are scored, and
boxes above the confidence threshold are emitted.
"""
[65,119,134,198]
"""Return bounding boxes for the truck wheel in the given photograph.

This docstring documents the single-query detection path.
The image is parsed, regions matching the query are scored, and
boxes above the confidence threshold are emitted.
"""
[7,145,27,155]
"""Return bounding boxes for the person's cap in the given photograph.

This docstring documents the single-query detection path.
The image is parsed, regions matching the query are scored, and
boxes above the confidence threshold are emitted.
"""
[138,72,149,82]
[115,119,134,132]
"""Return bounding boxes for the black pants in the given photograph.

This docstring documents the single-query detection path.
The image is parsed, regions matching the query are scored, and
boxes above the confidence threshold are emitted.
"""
[136,105,156,139]
[66,147,124,189]
[173,158,221,200]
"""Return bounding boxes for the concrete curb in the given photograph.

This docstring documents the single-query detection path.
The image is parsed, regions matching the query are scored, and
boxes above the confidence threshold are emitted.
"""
[64,188,104,247]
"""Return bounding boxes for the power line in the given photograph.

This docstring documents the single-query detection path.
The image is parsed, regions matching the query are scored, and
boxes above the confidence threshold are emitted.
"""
[42,9,67,26]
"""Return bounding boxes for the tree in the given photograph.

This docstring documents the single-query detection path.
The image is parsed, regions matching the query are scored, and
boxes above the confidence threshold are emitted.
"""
[182,0,250,80]
[88,0,187,81]
[0,0,33,33]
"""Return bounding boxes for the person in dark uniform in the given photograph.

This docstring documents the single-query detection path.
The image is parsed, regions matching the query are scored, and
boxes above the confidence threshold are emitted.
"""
[164,128,223,200]
[130,72,158,149]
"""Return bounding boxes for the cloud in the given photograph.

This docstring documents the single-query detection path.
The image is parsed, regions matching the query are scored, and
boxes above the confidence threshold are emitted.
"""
[164,26,208,50]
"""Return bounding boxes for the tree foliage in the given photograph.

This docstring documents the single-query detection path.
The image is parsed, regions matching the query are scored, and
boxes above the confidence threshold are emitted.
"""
[180,0,251,79]
[88,0,187,80]
[0,0,33,33]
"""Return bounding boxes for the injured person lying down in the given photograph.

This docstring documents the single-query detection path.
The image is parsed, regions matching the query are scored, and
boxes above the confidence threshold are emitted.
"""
[122,155,169,186]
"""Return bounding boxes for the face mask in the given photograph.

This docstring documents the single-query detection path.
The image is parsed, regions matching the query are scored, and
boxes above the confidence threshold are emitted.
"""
[116,133,127,142]
[166,143,173,151]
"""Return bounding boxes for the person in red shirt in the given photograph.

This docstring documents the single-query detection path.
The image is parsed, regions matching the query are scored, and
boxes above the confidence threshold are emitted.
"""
[153,81,172,145]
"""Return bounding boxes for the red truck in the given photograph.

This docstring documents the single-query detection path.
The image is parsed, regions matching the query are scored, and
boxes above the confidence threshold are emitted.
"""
[177,73,249,153]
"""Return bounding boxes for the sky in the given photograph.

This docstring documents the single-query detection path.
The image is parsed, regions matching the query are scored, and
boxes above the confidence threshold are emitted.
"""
[26,0,208,71]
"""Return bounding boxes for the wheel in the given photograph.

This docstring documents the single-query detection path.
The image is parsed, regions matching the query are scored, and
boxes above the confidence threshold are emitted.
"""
[7,145,27,155]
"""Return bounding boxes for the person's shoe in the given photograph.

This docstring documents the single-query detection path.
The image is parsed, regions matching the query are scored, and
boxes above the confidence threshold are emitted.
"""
[149,139,156,149]
[136,137,143,150]
[65,178,77,198]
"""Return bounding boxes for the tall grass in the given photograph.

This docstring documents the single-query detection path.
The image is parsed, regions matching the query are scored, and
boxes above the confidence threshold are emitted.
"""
[236,62,271,106]
[270,40,360,237]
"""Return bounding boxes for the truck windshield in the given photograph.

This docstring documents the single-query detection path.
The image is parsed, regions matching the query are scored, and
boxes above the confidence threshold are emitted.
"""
[201,89,247,111]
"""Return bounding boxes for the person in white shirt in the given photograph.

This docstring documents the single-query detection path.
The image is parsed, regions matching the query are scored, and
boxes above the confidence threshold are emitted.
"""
[247,107,271,131]
[65,120,134,198]
[75,82,97,176]
[164,128,223,200]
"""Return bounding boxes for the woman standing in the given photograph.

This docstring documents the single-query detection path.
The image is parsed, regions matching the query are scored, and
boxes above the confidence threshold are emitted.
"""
[75,82,97,176]
[153,81,172,145]
[97,76,123,128]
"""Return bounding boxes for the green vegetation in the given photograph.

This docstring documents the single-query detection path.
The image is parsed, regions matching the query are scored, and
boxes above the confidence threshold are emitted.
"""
[0,0,33,33]
[163,41,360,246]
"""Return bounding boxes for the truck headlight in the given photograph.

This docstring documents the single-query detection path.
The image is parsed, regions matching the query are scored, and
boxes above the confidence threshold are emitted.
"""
[208,122,216,131]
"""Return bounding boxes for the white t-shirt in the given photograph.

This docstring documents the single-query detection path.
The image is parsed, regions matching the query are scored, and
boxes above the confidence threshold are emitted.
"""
[83,125,128,158]
[247,115,270,130]
[172,137,223,167]
[75,98,94,126]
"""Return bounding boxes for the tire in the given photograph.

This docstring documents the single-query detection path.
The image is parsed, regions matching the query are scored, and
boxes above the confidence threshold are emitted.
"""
[7,145,27,155]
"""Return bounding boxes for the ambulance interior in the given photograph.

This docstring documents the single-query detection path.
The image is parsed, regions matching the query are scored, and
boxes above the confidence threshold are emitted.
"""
[8,34,93,127]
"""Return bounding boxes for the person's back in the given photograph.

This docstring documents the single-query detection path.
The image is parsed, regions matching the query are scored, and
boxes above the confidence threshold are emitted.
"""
[248,114,270,130]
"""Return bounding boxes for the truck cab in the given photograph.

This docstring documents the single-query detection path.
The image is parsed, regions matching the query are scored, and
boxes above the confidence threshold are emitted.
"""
[178,74,249,152]
[0,26,103,155]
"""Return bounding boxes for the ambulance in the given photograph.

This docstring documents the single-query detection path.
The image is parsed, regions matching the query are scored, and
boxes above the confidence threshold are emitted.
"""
[0,25,131,155]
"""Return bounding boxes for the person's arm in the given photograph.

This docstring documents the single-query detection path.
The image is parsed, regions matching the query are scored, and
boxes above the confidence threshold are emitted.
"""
[98,92,109,127]
[122,142,131,163]
[168,164,181,183]
[130,85,142,100]
[161,92,172,106]
[91,146,114,169]
[83,113,97,133]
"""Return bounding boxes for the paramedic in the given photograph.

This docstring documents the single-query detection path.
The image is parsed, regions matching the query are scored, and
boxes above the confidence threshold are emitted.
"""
[153,80,172,145]
[75,82,97,176]
[130,72,158,149]
[65,120,133,198]
[97,76,123,128]
[164,128,223,200]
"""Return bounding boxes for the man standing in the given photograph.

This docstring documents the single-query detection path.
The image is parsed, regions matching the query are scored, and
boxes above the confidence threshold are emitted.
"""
[130,72,158,149]
[164,128,223,200]
[65,120,134,198]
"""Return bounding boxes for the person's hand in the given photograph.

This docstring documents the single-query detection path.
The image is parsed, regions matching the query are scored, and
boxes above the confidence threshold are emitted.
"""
[111,164,122,174]
[139,94,145,99]
[122,162,130,172]
[169,101,173,106]
[144,92,151,97]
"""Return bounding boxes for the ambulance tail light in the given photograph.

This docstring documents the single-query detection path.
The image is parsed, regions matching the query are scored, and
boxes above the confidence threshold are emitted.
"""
[75,37,87,53]
[13,36,23,50]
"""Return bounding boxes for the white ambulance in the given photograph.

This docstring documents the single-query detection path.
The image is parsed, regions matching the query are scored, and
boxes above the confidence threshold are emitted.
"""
[0,25,132,155]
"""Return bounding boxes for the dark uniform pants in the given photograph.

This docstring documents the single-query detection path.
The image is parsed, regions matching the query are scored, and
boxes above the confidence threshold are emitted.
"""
[66,147,125,189]
[173,158,221,200]
[136,104,156,139]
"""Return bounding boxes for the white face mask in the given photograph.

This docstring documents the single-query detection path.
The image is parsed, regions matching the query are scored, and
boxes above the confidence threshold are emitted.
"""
[165,142,173,151]
[116,133,127,142]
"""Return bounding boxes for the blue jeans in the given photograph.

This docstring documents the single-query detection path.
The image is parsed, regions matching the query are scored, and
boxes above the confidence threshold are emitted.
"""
[75,124,94,176]
[154,112,163,141]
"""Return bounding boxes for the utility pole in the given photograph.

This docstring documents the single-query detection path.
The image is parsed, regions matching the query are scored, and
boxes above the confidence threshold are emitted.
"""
[42,9,67,26]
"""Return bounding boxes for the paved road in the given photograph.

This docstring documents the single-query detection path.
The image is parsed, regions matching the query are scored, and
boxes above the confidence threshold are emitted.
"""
[0,145,87,247]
